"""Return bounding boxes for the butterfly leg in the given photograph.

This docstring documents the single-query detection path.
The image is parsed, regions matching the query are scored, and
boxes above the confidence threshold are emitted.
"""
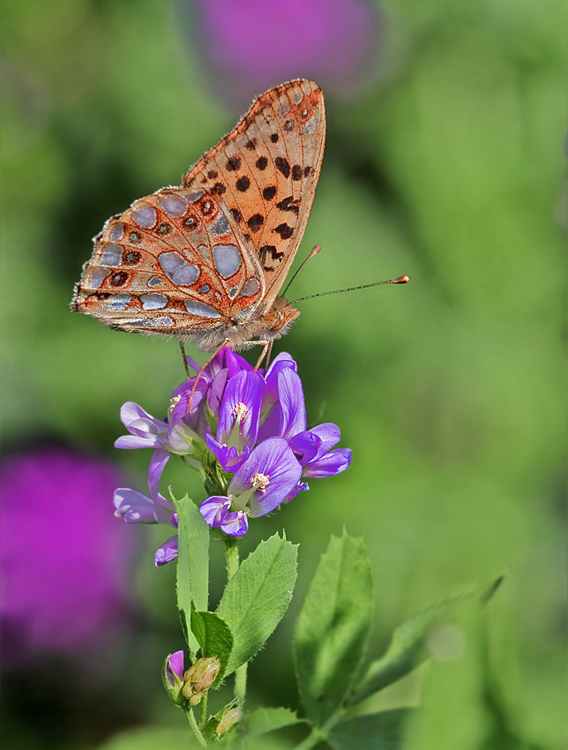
[254,340,273,371]
[179,340,192,380]
[186,338,231,414]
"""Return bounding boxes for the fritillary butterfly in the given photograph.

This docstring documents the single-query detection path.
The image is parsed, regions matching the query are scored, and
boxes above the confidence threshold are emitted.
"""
[71,79,325,354]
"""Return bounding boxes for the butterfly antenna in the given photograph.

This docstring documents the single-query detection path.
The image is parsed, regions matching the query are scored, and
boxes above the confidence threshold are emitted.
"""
[283,245,322,297]
[292,275,410,304]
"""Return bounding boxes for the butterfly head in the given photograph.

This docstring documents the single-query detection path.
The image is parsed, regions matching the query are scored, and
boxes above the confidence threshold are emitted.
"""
[214,296,300,352]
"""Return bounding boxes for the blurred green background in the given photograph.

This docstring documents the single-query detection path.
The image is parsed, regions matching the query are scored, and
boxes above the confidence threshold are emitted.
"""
[1,0,565,748]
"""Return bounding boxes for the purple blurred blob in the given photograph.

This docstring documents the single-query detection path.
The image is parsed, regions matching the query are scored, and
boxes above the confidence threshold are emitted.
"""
[0,447,136,664]
[191,0,382,105]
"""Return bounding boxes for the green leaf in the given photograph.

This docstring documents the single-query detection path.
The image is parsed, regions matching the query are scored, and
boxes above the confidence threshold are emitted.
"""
[244,707,303,738]
[173,494,210,652]
[191,606,233,686]
[294,532,374,727]
[353,576,503,703]
[328,709,412,750]
[217,533,298,675]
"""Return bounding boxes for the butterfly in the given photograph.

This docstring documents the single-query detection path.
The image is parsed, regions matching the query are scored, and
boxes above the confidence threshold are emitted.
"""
[71,79,325,355]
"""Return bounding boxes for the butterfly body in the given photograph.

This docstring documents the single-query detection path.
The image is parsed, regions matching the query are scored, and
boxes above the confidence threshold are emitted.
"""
[72,79,325,352]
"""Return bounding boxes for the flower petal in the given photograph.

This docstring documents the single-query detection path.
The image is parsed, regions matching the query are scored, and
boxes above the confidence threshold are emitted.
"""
[288,430,322,466]
[119,402,168,441]
[216,370,263,447]
[113,486,175,525]
[155,535,178,567]
[113,487,157,524]
[148,448,170,499]
[167,650,185,684]
[303,448,352,478]
[220,510,249,537]
[114,434,160,450]
[275,368,306,439]
[199,496,231,527]
[206,433,250,472]
[230,437,303,517]
[284,480,309,504]
[307,423,341,458]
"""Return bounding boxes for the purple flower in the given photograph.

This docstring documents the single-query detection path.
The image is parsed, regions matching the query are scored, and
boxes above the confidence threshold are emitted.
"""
[113,477,177,566]
[290,423,352,478]
[0,448,136,664]
[113,486,175,525]
[115,348,350,545]
[199,437,303,536]
[155,536,179,567]
[191,0,383,106]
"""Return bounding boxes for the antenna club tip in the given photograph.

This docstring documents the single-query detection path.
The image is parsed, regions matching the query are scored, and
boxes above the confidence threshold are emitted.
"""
[393,275,410,284]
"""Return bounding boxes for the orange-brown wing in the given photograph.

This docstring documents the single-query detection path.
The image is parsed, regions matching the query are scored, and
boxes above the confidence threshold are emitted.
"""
[183,79,326,310]
[71,186,265,336]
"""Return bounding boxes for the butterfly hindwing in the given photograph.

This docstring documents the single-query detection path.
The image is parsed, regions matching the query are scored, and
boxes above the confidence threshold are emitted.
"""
[73,188,265,335]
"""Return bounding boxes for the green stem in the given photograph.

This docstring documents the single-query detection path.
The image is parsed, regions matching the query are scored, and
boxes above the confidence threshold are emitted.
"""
[224,537,248,703]
[200,692,208,727]
[186,707,207,747]
[293,727,325,750]
[224,536,240,580]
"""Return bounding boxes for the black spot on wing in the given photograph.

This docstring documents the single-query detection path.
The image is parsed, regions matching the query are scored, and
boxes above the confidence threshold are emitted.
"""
[274,223,294,240]
[275,157,290,179]
[276,196,300,215]
[291,165,303,181]
[236,176,250,192]
[226,157,242,171]
[247,214,264,232]
[259,244,285,271]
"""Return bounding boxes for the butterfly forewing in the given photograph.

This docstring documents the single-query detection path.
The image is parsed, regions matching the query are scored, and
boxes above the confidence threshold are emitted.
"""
[72,79,325,349]
[184,79,325,310]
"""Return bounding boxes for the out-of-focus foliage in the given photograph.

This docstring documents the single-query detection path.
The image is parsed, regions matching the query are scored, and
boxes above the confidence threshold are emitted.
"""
[1,0,565,748]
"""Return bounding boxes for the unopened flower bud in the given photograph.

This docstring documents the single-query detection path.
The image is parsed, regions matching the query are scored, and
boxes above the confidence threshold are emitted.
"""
[216,705,242,737]
[181,656,221,705]
[162,650,186,706]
